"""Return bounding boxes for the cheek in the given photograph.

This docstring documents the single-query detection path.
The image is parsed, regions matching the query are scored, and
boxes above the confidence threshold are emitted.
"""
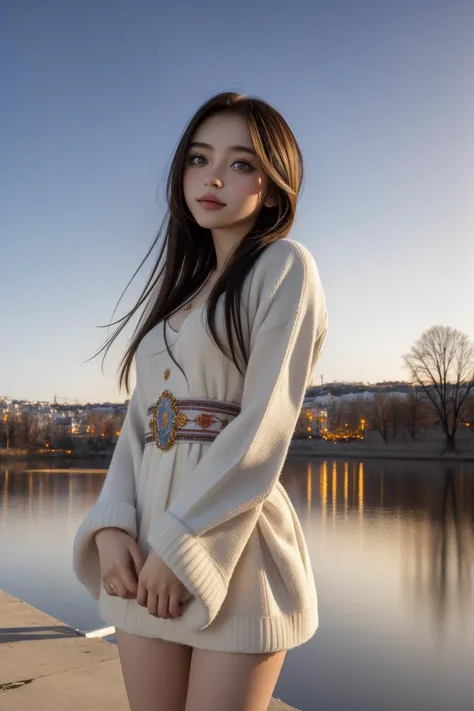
[183,167,205,196]
[183,169,195,196]
[236,175,266,202]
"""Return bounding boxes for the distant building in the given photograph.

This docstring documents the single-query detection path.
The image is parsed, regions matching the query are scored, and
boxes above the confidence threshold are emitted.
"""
[294,395,328,439]
[52,415,72,443]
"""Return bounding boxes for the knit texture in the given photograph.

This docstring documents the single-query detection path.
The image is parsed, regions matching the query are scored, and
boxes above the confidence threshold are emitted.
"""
[72,238,328,653]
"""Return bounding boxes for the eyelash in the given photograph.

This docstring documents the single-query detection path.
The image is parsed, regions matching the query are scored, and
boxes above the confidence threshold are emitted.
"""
[187,152,255,173]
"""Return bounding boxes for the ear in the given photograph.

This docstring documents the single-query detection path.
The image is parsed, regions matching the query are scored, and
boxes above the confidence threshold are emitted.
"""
[263,190,278,208]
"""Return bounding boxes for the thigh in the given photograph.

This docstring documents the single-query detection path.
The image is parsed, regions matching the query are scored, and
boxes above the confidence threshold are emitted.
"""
[116,628,192,711]
[185,647,287,711]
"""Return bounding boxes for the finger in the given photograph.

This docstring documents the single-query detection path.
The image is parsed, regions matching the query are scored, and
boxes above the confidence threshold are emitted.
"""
[109,578,127,598]
[147,592,158,617]
[103,580,119,597]
[168,593,182,619]
[121,566,139,597]
[128,541,146,577]
[157,593,171,619]
[136,580,147,608]
[123,589,137,599]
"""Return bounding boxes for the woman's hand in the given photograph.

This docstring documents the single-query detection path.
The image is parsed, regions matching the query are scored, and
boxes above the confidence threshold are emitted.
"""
[137,549,185,619]
[95,527,145,599]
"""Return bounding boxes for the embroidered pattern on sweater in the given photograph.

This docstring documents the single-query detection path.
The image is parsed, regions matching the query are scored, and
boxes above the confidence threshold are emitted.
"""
[147,391,241,450]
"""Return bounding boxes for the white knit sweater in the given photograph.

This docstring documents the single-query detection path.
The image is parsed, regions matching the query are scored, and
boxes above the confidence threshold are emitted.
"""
[72,238,328,653]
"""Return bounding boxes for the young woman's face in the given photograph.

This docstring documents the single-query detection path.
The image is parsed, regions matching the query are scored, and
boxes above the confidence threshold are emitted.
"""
[183,112,273,233]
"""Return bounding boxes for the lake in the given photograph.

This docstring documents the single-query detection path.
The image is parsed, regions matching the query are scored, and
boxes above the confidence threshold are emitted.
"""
[1,457,473,711]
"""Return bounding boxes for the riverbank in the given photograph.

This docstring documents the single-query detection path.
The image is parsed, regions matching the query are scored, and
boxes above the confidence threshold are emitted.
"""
[0,448,111,462]
[287,440,474,462]
[0,590,297,711]
[3,440,474,465]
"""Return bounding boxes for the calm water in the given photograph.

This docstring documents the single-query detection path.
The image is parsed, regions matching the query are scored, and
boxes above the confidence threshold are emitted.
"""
[1,457,473,711]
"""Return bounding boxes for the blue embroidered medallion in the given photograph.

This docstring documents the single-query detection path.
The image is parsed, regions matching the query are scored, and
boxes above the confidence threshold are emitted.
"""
[149,390,189,451]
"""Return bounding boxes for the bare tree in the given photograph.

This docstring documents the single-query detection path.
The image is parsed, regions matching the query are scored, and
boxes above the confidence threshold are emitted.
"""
[402,326,474,453]
[343,397,366,431]
[1,412,20,449]
[86,410,124,450]
[401,388,429,440]
[465,395,474,437]
[365,394,404,444]
[388,394,405,438]
[38,417,53,447]
[19,411,39,449]
[367,394,391,443]
[328,399,344,431]
[102,416,116,446]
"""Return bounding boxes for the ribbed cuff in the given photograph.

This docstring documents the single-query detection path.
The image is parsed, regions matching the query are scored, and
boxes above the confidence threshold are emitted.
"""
[147,512,227,630]
[72,500,137,600]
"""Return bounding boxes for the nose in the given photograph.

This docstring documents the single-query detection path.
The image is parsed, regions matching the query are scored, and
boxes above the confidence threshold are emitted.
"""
[205,175,223,189]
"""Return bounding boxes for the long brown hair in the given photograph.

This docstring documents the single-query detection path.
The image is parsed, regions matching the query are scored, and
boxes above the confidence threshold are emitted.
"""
[96,91,304,394]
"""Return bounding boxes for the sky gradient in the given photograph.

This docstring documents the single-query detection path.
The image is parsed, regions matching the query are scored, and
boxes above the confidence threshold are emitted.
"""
[2,0,473,403]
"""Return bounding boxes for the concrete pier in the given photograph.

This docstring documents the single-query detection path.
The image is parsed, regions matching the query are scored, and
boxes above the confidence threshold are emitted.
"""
[0,590,298,710]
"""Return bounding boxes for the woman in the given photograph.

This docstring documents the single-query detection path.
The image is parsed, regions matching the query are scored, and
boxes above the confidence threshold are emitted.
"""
[73,91,328,711]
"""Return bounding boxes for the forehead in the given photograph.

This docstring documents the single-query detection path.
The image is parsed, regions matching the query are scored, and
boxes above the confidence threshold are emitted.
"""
[192,112,252,148]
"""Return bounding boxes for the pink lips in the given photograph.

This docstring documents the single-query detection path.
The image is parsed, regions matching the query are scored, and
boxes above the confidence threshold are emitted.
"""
[198,200,225,210]
[198,194,225,210]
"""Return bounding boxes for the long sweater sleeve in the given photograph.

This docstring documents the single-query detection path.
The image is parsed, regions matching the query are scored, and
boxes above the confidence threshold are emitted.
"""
[72,385,144,599]
[147,241,328,629]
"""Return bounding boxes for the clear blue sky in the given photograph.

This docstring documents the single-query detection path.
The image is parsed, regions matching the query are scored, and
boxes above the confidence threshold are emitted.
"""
[2,1,473,403]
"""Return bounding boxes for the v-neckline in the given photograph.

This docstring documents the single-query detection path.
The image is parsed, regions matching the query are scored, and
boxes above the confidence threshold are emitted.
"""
[165,303,206,335]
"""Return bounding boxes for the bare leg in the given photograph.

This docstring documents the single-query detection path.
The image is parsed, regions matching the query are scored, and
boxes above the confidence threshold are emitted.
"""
[116,628,192,711]
[184,647,287,711]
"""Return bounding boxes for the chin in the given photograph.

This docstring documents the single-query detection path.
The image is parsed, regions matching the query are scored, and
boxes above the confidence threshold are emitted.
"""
[189,208,234,230]
[194,216,231,230]
[190,207,258,233]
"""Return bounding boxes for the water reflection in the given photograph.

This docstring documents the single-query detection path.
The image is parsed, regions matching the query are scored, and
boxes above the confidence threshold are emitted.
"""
[1,458,474,711]
[403,466,473,644]
[281,458,474,646]
[1,465,106,528]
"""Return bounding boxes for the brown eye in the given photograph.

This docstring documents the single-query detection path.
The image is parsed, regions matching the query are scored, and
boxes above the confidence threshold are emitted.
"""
[232,160,254,172]
[187,153,207,165]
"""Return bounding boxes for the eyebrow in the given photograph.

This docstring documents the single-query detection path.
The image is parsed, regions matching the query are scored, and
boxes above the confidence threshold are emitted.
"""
[188,141,256,156]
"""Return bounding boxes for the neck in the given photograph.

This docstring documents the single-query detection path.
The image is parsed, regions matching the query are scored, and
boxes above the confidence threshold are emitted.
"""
[210,220,255,275]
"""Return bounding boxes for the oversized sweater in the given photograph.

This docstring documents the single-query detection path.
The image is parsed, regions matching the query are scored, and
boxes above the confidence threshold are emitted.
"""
[72,238,328,653]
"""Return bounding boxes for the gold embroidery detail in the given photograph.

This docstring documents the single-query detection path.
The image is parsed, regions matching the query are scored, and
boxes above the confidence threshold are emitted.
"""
[163,368,170,381]
[176,412,189,428]
[195,413,216,429]
[150,391,235,452]
[183,303,192,311]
